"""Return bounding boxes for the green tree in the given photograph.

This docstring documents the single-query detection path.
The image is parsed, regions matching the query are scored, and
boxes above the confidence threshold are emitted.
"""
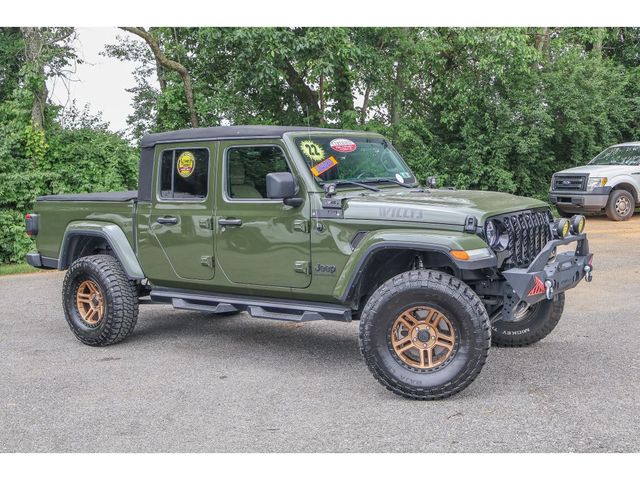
[0,28,139,264]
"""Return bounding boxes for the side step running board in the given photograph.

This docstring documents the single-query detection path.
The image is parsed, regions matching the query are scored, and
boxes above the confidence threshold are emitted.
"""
[150,288,352,323]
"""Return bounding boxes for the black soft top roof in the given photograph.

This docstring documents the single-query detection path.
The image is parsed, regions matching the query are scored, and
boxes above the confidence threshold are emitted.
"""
[140,125,363,148]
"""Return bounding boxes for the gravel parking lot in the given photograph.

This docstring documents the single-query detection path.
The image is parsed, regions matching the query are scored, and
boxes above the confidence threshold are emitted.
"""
[1,216,639,452]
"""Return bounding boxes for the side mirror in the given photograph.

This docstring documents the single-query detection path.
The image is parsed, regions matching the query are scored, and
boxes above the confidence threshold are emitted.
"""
[427,176,438,189]
[266,172,303,207]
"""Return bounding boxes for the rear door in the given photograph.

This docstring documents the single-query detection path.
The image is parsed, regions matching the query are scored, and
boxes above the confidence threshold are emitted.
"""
[145,142,215,281]
[214,140,311,288]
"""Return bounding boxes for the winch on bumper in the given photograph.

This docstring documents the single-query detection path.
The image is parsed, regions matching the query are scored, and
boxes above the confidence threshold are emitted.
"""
[499,233,593,320]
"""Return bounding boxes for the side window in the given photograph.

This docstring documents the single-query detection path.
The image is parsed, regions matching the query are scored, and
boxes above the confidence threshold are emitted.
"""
[159,148,209,200]
[226,145,291,199]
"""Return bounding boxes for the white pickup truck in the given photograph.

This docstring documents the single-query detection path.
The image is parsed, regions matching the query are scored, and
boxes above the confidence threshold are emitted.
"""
[550,142,640,221]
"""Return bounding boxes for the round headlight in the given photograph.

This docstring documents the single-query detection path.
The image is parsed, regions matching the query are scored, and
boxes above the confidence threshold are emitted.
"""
[484,220,509,251]
[485,220,498,247]
[554,218,570,238]
[570,215,586,234]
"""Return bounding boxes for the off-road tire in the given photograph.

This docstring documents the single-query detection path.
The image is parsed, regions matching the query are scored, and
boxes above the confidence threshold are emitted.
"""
[359,270,491,400]
[62,254,139,346]
[491,293,564,347]
[605,189,635,221]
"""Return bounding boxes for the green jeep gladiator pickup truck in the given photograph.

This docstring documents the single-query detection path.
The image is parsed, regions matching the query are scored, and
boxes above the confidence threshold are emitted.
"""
[25,126,593,399]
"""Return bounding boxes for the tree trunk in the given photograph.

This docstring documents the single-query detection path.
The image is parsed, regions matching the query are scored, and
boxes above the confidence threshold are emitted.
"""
[281,59,320,123]
[390,60,404,126]
[121,27,198,128]
[593,28,605,56]
[20,27,47,130]
[156,64,167,92]
[535,27,549,52]
[319,74,325,125]
[360,83,371,125]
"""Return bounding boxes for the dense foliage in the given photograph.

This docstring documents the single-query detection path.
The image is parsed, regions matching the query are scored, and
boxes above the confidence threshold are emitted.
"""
[107,27,640,200]
[0,28,138,263]
[1,27,640,264]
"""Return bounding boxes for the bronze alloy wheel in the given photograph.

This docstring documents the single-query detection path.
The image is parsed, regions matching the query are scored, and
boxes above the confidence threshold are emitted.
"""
[75,279,105,325]
[390,306,456,369]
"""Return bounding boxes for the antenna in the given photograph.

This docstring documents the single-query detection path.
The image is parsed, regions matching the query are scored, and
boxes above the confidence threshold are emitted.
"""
[305,106,311,141]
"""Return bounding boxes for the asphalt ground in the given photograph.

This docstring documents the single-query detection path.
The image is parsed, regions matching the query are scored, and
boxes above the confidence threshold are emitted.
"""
[1,216,639,452]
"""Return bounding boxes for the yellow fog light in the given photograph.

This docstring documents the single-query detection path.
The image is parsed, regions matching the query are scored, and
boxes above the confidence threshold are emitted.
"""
[554,218,570,238]
[570,215,586,234]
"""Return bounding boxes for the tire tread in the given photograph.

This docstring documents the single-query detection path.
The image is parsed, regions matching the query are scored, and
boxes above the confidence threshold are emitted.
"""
[62,254,138,346]
[358,269,491,400]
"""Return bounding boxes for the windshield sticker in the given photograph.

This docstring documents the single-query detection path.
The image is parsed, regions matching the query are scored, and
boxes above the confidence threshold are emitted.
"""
[177,151,195,178]
[399,172,411,179]
[299,140,326,162]
[395,173,405,183]
[311,156,339,177]
[330,138,357,153]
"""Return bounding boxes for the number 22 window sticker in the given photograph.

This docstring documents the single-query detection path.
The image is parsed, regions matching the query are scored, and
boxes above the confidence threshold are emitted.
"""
[299,140,325,162]
[311,156,339,177]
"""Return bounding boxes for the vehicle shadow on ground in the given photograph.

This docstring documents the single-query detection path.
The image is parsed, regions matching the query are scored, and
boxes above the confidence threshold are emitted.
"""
[129,308,361,362]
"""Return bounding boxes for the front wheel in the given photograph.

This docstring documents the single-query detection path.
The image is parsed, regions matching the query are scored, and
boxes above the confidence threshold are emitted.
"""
[359,270,491,400]
[490,293,564,347]
[605,190,635,221]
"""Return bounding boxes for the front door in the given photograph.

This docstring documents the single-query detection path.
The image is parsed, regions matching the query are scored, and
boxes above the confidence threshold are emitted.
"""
[147,143,215,281]
[215,141,311,288]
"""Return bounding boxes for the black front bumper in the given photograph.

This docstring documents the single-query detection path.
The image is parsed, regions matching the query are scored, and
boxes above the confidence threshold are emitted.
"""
[500,233,592,319]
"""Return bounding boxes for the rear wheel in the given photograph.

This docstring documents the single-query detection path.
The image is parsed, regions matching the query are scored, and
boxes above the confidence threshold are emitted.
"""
[62,255,139,346]
[359,270,491,400]
[490,293,564,347]
[605,190,635,221]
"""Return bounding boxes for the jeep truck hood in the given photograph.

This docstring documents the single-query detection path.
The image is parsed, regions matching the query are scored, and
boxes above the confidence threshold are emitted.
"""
[341,188,548,226]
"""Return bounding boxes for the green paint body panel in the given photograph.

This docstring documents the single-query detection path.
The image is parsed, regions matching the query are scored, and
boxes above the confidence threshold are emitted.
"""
[30,128,551,308]
[60,221,144,279]
[34,200,136,258]
[138,140,216,285]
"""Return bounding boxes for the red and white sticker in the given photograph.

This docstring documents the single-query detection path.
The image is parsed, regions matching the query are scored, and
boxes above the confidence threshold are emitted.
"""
[330,138,357,153]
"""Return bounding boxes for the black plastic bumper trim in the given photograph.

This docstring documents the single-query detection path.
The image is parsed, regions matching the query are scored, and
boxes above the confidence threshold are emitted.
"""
[25,253,58,269]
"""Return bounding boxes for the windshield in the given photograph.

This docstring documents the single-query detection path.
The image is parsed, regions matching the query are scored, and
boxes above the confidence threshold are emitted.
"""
[589,146,640,166]
[293,135,417,186]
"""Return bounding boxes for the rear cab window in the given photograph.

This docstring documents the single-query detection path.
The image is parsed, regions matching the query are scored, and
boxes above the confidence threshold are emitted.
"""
[158,148,210,201]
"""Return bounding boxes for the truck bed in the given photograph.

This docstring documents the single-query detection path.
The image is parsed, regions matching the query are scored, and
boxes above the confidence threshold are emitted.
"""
[37,191,138,202]
[33,192,138,262]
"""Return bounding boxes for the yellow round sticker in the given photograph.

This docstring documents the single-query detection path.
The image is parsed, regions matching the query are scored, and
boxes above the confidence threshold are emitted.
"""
[299,140,325,162]
[177,151,195,178]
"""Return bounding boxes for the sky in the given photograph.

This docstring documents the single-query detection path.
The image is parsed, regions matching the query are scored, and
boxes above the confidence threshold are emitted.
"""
[47,27,153,133]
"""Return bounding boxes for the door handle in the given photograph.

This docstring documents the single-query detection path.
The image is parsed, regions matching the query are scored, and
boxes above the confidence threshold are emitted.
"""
[156,216,178,225]
[218,218,243,226]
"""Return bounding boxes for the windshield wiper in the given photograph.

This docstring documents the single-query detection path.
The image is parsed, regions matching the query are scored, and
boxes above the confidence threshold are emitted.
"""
[329,180,381,192]
[363,178,418,189]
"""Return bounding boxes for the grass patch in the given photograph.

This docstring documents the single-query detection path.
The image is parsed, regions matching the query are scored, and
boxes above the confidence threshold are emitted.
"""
[0,263,39,276]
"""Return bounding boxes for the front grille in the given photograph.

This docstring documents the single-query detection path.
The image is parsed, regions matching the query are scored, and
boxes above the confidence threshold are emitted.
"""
[494,209,553,268]
[552,174,587,192]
